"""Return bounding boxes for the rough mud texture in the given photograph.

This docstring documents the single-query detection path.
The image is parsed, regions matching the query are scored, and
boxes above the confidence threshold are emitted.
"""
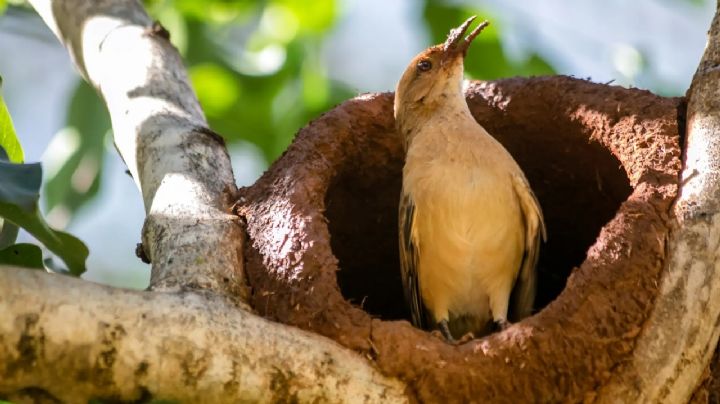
[238,76,682,402]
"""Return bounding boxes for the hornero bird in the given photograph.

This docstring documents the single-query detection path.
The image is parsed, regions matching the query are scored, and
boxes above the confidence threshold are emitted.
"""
[395,17,546,342]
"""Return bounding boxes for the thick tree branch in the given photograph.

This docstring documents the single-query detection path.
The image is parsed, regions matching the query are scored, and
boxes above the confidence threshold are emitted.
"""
[595,4,720,402]
[0,267,407,403]
[28,0,245,295]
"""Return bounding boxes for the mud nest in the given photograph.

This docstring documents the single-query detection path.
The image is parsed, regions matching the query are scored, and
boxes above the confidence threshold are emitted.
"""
[238,76,682,402]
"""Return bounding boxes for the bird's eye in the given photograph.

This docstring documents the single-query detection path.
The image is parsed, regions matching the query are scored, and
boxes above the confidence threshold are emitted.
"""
[417,59,432,72]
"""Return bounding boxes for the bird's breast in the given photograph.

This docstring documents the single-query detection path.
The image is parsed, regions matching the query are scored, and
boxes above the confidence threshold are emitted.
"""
[402,134,525,318]
[404,151,523,264]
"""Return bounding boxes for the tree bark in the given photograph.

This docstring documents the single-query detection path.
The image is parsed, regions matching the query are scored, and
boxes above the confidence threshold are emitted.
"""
[0,267,406,403]
[30,0,246,296]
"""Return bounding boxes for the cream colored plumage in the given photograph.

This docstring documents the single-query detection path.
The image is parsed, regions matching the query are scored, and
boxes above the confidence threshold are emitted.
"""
[395,17,545,341]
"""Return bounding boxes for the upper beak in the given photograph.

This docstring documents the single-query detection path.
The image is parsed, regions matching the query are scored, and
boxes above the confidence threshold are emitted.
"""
[443,16,489,57]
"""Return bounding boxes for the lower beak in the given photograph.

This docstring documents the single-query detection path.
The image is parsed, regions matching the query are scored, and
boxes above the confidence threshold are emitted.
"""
[443,16,489,58]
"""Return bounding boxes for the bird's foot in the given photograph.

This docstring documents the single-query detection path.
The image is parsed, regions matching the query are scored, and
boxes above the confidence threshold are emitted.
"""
[457,331,475,344]
[495,319,512,332]
[431,323,477,344]
[435,319,456,343]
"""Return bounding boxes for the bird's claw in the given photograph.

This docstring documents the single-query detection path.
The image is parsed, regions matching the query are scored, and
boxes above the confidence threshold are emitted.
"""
[495,319,511,331]
[431,328,474,345]
[430,329,445,340]
[457,332,475,344]
[437,319,456,343]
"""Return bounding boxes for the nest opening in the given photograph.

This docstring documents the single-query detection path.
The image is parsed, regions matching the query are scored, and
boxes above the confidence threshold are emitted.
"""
[242,78,681,402]
[325,120,633,322]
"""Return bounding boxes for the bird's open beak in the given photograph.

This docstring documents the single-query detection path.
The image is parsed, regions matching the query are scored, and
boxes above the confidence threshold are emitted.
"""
[443,16,489,58]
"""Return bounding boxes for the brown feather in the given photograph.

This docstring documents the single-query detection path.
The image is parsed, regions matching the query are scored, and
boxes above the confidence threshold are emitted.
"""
[398,192,428,329]
[509,174,546,321]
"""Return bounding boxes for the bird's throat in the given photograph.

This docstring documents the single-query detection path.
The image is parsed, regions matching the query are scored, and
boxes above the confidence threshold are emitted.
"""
[397,94,475,149]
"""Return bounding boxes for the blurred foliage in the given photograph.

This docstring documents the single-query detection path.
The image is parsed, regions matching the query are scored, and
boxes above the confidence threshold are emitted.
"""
[1,0,28,13]
[0,80,88,275]
[422,1,554,80]
[145,0,353,160]
[41,0,356,222]
[19,0,556,227]
[43,81,109,218]
[675,0,706,6]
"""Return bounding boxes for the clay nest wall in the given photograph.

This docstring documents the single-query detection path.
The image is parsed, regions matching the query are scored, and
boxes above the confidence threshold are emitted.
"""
[237,76,682,402]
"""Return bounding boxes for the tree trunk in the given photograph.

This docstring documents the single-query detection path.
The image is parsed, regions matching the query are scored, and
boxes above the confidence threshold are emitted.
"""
[1,0,719,402]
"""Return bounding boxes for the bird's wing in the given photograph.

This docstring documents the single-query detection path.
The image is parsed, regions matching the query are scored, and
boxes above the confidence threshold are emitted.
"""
[399,191,427,329]
[509,174,547,321]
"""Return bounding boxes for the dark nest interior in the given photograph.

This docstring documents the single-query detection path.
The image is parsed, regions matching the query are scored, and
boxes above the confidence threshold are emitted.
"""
[325,98,633,322]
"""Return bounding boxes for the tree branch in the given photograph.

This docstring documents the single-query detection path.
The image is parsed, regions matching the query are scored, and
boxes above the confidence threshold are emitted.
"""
[0,267,407,402]
[27,0,245,295]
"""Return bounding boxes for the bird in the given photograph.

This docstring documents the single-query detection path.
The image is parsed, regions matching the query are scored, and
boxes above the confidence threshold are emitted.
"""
[395,16,546,342]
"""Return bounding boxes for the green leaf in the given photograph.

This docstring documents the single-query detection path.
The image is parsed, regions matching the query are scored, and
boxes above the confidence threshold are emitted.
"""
[0,202,88,275]
[0,219,19,248]
[0,141,88,275]
[0,243,44,269]
[0,83,24,163]
[0,158,42,212]
[0,0,6,15]
[44,80,109,219]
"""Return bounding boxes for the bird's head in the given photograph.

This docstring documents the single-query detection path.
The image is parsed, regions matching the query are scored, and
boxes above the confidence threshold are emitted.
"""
[394,16,488,138]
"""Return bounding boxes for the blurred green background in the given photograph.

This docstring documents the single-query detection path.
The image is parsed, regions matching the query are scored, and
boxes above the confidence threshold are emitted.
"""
[0,0,712,287]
